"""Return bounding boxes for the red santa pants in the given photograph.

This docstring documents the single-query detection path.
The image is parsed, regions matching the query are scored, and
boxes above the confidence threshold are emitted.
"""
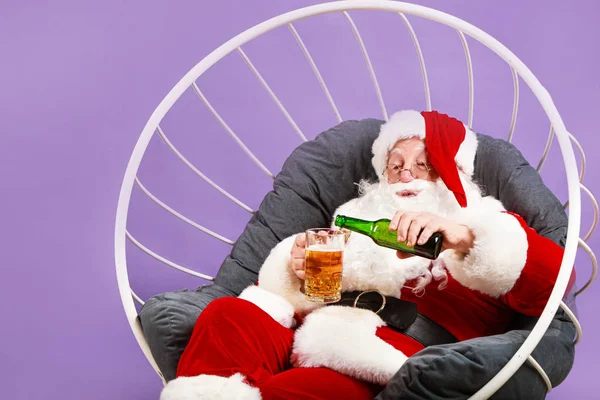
[177,297,425,400]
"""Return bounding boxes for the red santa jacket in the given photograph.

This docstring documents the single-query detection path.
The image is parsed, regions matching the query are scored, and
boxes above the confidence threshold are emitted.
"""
[402,212,575,342]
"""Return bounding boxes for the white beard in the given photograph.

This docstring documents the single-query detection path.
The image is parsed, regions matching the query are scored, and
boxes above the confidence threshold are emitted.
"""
[334,176,481,298]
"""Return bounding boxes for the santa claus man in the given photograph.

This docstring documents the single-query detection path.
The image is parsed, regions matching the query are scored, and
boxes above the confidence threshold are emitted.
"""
[161,110,570,400]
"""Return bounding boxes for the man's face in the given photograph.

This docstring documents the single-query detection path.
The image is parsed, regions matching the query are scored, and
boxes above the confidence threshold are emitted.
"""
[385,138,438,186]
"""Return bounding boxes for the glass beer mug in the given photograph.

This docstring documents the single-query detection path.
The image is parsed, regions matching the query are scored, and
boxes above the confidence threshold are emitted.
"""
[304,229,346,303]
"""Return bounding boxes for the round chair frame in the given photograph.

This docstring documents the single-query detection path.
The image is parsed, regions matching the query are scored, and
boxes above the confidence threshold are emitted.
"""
[114,1,598,398]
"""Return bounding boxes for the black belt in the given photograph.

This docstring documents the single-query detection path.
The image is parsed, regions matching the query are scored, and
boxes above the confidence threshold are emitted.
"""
[332,290,458,348]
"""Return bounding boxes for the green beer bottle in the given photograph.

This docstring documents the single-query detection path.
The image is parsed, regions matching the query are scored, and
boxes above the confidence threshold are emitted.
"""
[334,214,443,260]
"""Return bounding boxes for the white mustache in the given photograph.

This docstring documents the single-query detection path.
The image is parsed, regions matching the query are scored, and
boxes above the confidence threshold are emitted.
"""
[386,179,436,193]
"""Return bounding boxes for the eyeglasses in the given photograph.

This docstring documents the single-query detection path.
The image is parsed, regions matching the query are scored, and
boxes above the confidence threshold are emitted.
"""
[384,162,432,183]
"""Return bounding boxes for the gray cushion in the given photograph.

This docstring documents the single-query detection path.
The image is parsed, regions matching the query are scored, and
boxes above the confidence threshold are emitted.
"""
[139,118,575,397]
[376,309,576,400]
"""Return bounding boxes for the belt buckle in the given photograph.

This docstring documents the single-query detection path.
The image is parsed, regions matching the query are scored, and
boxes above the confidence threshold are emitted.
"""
[353,290,387,315]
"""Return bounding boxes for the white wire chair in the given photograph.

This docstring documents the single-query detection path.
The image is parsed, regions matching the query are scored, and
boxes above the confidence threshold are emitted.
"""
[114,1,598,398]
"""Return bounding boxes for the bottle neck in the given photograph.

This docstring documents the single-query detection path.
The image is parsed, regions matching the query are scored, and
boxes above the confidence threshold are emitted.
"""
[334,215,373,236]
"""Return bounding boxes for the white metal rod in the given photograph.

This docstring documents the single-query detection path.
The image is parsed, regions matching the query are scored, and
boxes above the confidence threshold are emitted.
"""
[581,184,598,242]
[537,126,554,172]
[126,230,215,281]
[288,23,342,123]
[574,238,597,297]
[568,132,586,183]
[343,11,388,121]
[398,13,432,111]
[456,30,474,128]
[560,301,583,345]
[134,177,235,245]
[236,47,307,142]
[507,68,519,142]
[156,125,254,214]
[527,355,552,393]
[191,82,275,179]
[131,289,145,306]
[564,181,595,213]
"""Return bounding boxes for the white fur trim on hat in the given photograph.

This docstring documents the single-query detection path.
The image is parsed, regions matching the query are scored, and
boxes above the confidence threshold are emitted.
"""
[160,373,261,400]
[372,110,478,179]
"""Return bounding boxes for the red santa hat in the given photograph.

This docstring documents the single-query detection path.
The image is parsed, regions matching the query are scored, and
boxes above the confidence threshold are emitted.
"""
[371,110,478,207]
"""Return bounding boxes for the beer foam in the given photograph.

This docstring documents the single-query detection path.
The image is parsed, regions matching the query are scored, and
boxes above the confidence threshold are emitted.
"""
[307,244,343,252]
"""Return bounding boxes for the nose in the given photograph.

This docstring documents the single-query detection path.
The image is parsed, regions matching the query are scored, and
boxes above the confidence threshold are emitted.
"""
[399,170,414,183]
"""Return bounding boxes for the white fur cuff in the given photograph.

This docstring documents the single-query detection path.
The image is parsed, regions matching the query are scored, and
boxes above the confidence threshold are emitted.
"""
[256,234,323,315]
[445,211,528,297]
[239,285,296,329]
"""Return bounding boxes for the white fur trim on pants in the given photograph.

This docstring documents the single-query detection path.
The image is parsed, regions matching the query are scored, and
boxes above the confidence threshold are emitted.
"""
[291,306,408,385]
[444,210,528,297]
[238,285,296,329]
[160,373,261,400]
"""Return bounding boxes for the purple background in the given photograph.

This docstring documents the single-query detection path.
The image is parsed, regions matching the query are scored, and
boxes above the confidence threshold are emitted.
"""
[2,0,598,399]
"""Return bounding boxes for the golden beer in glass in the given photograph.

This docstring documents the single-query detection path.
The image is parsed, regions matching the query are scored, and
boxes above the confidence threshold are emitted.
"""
[304,229,345,303]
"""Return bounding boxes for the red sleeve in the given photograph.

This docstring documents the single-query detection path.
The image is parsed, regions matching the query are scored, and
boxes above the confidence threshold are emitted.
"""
[499,212,576,316]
